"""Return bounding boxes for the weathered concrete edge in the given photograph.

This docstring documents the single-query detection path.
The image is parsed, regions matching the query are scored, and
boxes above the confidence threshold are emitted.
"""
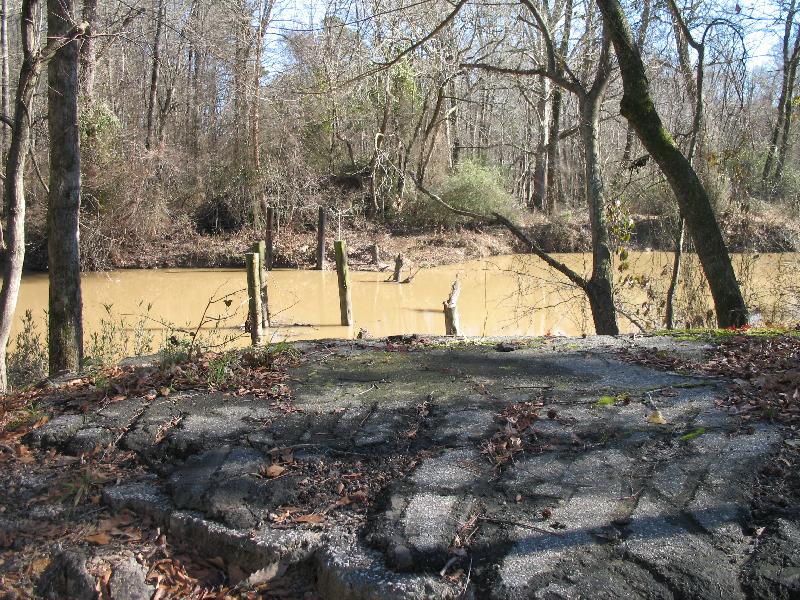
[102,482,460,599]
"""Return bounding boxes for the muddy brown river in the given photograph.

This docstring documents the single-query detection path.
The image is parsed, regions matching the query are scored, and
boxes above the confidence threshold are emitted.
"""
[10,252,800,350]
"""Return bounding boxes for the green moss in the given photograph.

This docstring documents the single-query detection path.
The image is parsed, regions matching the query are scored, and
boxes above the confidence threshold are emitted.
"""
[652,327,799,341]
[596,396,617,407]
[595,392,630,408]
[679,427,706,442]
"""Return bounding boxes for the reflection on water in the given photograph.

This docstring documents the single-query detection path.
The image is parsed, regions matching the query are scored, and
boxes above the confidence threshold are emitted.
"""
[9,252,800,348]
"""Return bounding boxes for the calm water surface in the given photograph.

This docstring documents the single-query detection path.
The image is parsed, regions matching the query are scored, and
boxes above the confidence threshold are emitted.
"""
[9,253,800,349]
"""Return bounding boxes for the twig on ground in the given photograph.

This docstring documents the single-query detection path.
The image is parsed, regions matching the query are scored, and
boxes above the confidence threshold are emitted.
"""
[478,516,563,536]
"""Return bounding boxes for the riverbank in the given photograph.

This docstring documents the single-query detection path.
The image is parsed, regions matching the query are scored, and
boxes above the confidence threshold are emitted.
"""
[20,210,800,272]
[1,333,798,598]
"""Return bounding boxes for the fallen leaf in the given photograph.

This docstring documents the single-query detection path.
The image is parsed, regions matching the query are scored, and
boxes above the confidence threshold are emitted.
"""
[246,563,287,586]
[85,532,112,545]
[647,410,667,425]
[265,464,286,478]
[29,557,50,577]
[294,513,325,524]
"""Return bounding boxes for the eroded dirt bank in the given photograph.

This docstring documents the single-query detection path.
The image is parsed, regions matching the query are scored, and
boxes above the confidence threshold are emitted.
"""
[21,211,800,273]
[1,334,799,599]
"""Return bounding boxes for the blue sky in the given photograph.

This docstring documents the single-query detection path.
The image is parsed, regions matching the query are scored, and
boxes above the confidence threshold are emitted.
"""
[264,0,787,70]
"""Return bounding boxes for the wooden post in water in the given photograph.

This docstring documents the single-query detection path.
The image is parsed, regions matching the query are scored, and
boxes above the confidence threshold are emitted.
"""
[265,207,275,271]
[252,241,270,327]
[334,240,353,326]
[392,254,405,282]
[316,206,326,270]
[246,252,264,345]
[443,279,462,336]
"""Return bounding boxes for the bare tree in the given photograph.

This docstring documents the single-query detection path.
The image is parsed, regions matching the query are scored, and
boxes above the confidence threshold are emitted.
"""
[145,0,164,151]
[0,0,86,391]
[80,0,97,100]
[48,0,84,375]
[596,0,748,328]
[0,0,9,250]
[463,0,621,334]
[762,0,800,186]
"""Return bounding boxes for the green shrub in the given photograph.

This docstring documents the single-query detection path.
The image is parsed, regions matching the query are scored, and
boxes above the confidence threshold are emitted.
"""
[85,302,154,367]
[406,160,519,228]
[207,350,237,385]
[7,310,47,389]
[159,331,193,368]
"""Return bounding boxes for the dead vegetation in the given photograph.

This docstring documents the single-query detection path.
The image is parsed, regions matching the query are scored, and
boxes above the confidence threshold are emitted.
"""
[619,329,800,424]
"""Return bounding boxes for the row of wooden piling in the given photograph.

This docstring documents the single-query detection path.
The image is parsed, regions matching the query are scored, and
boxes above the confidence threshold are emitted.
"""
[245,207,461,344]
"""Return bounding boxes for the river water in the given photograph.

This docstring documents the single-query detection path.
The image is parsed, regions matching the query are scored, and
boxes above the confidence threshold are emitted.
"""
[10,252,800,351]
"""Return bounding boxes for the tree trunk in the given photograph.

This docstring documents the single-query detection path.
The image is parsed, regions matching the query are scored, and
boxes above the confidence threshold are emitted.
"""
[763,0,799,185]
[48,0,84,375]
[0,0,8,148]
[532,76,549,210]
[596,0,748,328]
[0,0,9,250]
[763,74,790,184]
[622,0,650,164]
[664,0,703,329]
[145,0,164,150]
[79,0,97,101]
[580,50,618,336]
[0,0,55,391]
[251,0,272,178]
[232,0,252,161]
[545,0,573,212]
[774,39,800,183]
[665,217,685,330]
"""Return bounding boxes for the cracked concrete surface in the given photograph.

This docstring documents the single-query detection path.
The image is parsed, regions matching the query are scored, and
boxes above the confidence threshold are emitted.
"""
[28,336,798,599]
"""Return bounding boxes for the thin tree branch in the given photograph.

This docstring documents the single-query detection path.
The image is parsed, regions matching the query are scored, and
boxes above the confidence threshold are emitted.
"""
[339,0,468,87]
[460,61,582,95]
[412,175,588,290]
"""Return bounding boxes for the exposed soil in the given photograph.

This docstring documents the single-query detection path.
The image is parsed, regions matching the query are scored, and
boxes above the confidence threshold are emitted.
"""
[20,211,800,273]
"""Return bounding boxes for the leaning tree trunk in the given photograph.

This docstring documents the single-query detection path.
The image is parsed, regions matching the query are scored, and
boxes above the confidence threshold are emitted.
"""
[596,0,747,328]
[47,0,84,376]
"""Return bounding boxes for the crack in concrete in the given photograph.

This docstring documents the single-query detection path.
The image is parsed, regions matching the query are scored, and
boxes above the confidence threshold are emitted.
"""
[29,337,794,599]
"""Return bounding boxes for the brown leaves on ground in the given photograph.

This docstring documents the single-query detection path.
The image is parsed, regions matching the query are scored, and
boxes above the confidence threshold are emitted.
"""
[263,447,410,529]
[483,401,541,468]
[711,334,800,424]
[1,347,296,449]
[620,331,800,425]
[0,348,303,599]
